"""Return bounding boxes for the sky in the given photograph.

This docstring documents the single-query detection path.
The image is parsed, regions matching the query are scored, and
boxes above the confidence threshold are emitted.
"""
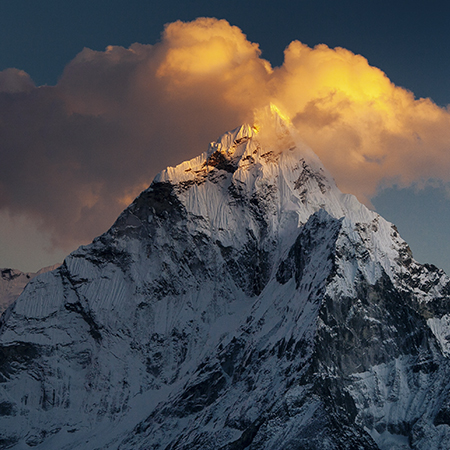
[1,0,450,273]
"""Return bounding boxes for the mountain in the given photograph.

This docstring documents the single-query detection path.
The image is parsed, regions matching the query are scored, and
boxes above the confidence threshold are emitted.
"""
[1,107,450,450]
[0,264,60,314]
[0,269,34,314]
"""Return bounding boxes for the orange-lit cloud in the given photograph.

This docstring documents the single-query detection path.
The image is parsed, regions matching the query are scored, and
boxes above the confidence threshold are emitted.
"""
[1,17,450,253]
[268,41,450,202]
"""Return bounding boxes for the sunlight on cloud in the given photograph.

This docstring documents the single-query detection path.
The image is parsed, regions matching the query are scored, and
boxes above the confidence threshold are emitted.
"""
[158,18,268,79]
[268,40,450,202]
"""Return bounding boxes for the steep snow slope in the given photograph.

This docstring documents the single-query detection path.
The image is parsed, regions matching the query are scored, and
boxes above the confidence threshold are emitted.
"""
[1,109,450,450]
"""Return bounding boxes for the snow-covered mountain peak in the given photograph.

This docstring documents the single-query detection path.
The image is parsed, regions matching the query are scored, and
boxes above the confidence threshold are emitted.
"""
[3,116,450,450]
[124,116,422,308]
[152,110,379,254]
[134,116,450,308]
[155,103,303,184]
[155,108,334,207]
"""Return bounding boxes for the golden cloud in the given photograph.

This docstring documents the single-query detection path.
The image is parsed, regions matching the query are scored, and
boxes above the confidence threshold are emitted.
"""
[266,41,450,201]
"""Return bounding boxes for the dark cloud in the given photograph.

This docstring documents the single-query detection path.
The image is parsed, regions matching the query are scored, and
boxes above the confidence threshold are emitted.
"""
[0,68,35,93]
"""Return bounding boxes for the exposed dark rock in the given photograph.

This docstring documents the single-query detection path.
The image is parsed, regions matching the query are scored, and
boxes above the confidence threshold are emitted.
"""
[206,151,237,173]
[64,301,102,342]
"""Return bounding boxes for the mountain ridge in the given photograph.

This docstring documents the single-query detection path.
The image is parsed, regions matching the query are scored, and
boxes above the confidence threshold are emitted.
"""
[0,264,60,314]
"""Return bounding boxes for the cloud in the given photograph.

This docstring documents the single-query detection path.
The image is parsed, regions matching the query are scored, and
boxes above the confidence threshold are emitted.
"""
[0,68,35,93]
[269,41,450,202]
[1,17,450,253]
[0,19,271,250]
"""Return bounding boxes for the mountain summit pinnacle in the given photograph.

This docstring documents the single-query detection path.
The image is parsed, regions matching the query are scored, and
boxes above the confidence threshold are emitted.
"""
[157,103,297,185]
[1,118,450,449]
[252,103,293,140]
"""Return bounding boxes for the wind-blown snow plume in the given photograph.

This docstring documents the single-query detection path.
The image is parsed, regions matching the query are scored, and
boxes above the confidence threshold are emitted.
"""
[1,17,450,251]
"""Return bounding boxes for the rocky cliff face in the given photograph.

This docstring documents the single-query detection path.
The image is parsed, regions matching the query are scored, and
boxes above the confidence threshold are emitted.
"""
[1,110,450,449]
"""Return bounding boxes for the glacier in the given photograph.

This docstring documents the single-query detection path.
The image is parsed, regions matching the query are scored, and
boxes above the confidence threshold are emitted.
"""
[1,109,450,449]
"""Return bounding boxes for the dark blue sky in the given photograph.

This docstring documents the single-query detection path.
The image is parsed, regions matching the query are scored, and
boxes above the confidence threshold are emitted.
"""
[1,0,450,273]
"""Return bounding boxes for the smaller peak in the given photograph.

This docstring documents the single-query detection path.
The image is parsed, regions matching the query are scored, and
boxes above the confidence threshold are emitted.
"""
[233,123,257,141]
[1,268,24,280]
[209,123,256,157]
